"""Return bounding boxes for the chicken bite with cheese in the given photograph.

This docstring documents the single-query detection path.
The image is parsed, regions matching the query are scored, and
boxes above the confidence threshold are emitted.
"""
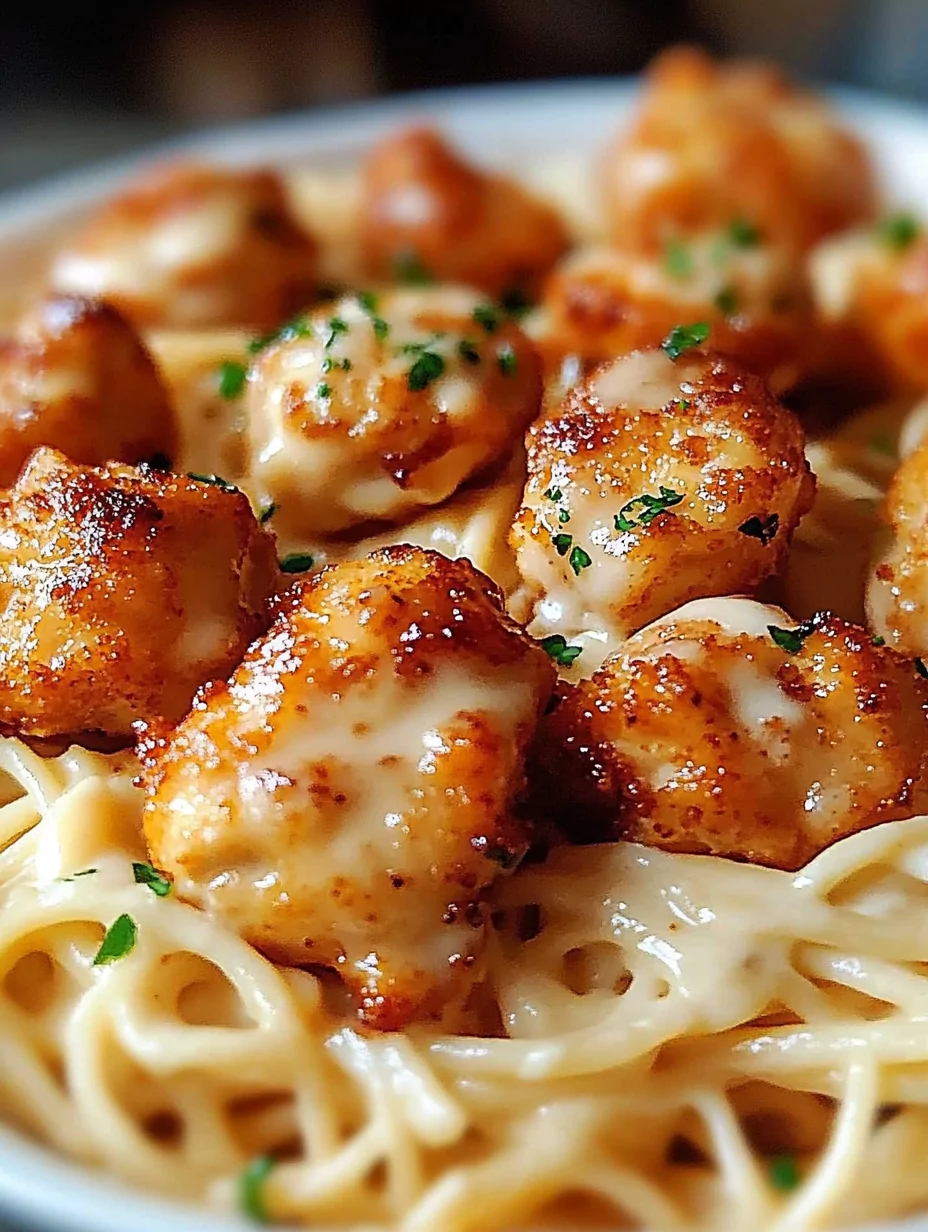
[138,547,555,1028]
[533,597,928,869]
[246,287,541,538]
[51,162,317,330]
[868,434,928,658]
[509,343,814,661]
[0,295,176,486]
[359,126,569,296]
[0,449,279,739]
[602,46,876,256]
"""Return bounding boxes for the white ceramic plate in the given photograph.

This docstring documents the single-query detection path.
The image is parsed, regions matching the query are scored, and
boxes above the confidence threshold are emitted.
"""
[1,75,928,1232]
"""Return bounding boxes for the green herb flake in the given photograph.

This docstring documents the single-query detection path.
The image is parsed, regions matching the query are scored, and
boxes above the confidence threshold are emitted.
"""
[739,513,780,546]
[325,316,349,349]
[614,486,684,531]
[540,634,583,666]
[320,357,333,375]
[872,634,886,647]
[729,217,762,248]
[394,251,434,286]
[217,359,247,400]
[877,212,921,251]
[497,343,517,377]
[258,502,278,525]
[356,291,389,341]
[661,321,711,361]
[407,351,445,392]
[569,545,592,575]
[246,315,310,354]
[458,339,481,365]
[92,914,138,966]
[552,532,572,556]
[916,658,928,680]
[372,317,389,341]
[132,861,173,897]
[676,399,691,413]
[558,508,571,524]
[473,304,501,333]
[544,487,563,502]
[60,867,97,882]
[316,382,332,399]
[356,290,379,314]
[280,552,315,574]
[768,622,815,654]
[714,285,738,316]
[664,239,693,280]
[188,472,240,494]
[769,1153,800,1192]
[239,1154,276,1224]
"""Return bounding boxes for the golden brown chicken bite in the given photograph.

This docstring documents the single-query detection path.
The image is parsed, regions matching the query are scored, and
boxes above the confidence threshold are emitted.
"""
[50,162,317,330]
[138,546,555,1029]
[602,46,876,256]
[246,287,541,538]
[509,344,814,661]
[0,449,279,739]
[868,434,928,658]
[359,126,569,296]
[533,597,928,869]
[0,295,176,486]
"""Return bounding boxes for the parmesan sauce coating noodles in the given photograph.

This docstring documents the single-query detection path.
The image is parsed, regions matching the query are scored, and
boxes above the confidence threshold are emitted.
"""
[5,44,928,1232]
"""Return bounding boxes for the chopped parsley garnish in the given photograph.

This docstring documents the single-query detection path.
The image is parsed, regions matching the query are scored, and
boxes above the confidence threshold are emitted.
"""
[500,287,533,318]
[60,868,97,882]
[280,552,314,574]
[872,634,886,647]
[544,487,563,502]
[558,508,570,524]
[458,339,481,365]
[394,250,434,285]
[569,545,592,575]
[769,1153,800,1192]
[661,321,710,361]
[356,291,389,340]
[739,513,780,545]
[322,356,352,374]
[356,290,378,313]
[132,861,172,898]
[217,359,247,400]
[715,285,738,316]
[496,343,517,376]
[473,304,501,333]
[188,472,240,494]
[93,914,138,966]
[540,634,583,666]
[664,239,693,280]
[552,532,572,556]
[676,399,691,413]
[408,350,445,391]
[247,315,310,354]
[729,217,762,248]
[768,620,817,654]
[258,502,278,525]
[239,1154,276,1223]
[316,382,332,399]
[324,316,348,349]
[916,658,928,680]
[877,212,921,251]
[614,486,684,531]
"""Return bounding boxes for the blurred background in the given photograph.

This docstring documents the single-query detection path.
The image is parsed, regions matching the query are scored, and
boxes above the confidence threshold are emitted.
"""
[1,0,927,192]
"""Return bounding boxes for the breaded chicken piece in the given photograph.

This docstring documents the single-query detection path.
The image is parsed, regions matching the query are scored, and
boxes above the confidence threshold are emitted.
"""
[0,295,176,486]
[533,597,928,869]
[869,435,928,658]
[246,287,541,537]
[138,547,555,1029]
[810,220,928,395]
[602,46,876,256]
[0,448,279,738]
[509,345,814,660]
[539,238,812,393]
[359,127,569,296]
[51,162,317,330]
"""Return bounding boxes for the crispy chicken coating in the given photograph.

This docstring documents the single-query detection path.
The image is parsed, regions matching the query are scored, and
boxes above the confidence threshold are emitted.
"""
[0,295,176,486]
[359,127,569,296]
[868,435,928,658]
[509,346,814,657]
[51,162,317,330]
[0,449,279,738]
[138,547,555,1028]
[533,597,928,869]
[602,46,876,256]
[539,238,812,393]
[246,287,541,537]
